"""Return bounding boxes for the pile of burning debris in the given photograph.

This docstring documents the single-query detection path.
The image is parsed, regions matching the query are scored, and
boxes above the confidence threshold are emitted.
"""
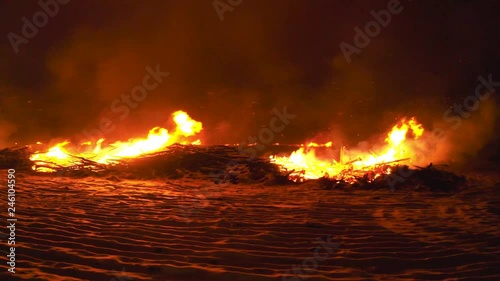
[1,144,466,191]
[0,113,468,191]
[316,163,466,192]
[1,144,281,182]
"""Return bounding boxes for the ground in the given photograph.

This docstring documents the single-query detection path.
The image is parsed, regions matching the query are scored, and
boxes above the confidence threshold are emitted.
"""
[0,172,499,281]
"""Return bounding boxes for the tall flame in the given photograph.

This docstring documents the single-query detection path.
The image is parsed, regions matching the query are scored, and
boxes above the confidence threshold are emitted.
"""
[173,110,202,136]
[270,117,424,182]
[30,111,203,171]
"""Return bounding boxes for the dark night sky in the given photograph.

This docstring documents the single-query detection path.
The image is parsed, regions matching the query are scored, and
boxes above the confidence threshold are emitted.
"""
[0,0,499,160]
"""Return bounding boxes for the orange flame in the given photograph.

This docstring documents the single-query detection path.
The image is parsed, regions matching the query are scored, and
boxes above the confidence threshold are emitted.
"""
[270,117,424,182]
[30,111,203,171]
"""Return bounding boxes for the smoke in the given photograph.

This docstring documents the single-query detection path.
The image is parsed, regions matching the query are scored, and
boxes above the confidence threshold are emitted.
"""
[1,0,499,166]
[419,99,499,168]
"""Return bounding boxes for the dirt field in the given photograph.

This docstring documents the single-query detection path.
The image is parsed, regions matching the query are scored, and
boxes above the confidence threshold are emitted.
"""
[1,172,499,281]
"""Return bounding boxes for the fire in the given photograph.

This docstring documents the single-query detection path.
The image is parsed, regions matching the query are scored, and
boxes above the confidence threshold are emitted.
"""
[30,111,203,172]
[30,141,71,165]
[29,112,425,179]
[173,110,202,136]
[270,117,425,182]
[304,141,333,148]
[386,117,423,146]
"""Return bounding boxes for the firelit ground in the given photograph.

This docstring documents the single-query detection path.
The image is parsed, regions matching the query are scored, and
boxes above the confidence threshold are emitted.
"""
[1,173,499,281]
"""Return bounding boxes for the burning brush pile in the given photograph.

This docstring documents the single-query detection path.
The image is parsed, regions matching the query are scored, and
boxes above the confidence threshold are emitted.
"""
[270,117,466,191]
[1,111,466,191]
[270,117,426,182]
[2,111,280,183]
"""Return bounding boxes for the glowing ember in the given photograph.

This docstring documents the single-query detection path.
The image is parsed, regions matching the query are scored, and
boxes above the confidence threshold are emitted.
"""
[270,117,425,182]
[30,111,203,172]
